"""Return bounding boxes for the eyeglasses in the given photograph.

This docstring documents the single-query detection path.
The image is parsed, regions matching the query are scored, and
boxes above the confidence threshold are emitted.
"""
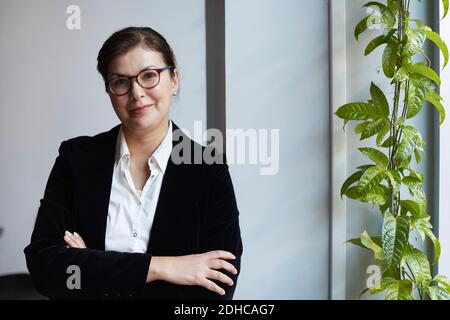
[105,65,174,96]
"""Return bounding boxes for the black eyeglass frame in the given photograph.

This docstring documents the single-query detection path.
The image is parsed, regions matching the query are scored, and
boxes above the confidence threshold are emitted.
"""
[105,65,174,96]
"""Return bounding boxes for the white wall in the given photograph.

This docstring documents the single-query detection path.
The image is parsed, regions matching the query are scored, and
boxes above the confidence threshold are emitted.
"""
[0,0,206,275]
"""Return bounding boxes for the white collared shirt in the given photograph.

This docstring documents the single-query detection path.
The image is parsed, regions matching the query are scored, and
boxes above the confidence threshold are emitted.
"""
[105,120,173,253]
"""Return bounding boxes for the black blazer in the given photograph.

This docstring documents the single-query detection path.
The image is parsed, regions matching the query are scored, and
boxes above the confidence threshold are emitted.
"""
[24,122,243,300]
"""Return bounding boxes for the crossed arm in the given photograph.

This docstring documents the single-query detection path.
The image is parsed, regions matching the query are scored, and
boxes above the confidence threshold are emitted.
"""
[63,231,238,296]
[25,140,242,299]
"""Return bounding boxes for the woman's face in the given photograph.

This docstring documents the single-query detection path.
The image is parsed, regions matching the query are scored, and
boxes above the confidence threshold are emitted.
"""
[106,46,179,133]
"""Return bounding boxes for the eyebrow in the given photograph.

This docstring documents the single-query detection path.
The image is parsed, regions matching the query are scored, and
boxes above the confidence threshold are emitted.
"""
[110,65,157,77]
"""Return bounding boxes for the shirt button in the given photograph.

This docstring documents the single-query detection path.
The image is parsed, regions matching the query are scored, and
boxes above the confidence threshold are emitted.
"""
[150,159,154,164]
[133,232,137,238]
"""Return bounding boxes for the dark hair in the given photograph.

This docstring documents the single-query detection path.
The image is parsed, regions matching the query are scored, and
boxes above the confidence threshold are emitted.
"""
[97,27,177,83]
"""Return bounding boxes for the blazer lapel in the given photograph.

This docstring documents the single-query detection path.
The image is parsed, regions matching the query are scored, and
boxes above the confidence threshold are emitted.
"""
[146,123,197,255]
[76,125,120,250]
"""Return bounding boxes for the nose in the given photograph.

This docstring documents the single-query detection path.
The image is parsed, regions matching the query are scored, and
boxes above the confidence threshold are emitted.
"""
[129,78,146,101]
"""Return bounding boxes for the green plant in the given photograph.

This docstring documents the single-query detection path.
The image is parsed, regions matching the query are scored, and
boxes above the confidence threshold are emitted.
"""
[336,0,450,300]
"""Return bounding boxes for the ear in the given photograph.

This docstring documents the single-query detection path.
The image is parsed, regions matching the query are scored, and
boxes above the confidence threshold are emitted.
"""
[171,68,180,95]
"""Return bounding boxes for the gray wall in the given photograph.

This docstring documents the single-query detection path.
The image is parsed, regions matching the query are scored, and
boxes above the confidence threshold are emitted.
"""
[226,0,330,299]
[0,0,206,276]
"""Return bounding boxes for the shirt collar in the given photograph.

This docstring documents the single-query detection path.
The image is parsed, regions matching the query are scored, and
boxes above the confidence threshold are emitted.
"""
[150,120,172,173]
[115,120,173,174]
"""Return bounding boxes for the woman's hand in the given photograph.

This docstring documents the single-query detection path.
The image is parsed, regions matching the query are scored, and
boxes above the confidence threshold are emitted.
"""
[63,232,238,295]
[64,231,87,248]
[147,250,238,296]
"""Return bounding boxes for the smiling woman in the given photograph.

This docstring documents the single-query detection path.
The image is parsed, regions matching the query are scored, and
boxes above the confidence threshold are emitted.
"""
[23,27,243,300]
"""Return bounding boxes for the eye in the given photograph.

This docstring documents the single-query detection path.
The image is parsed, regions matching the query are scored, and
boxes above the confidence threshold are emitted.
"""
[142,70,158,80]
[111,78,128,86]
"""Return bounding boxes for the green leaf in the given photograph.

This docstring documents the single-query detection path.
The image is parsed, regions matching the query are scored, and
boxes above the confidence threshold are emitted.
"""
[361,119,387,140]
[433,275,450,292]
[359,166,386,193]
[359,147,389,167]
[407,63,441,86]
[365,28,397,56]
[341,170,365,198]
[370,82,390,117]
[403,28,426,57]
[394,126,424,166]
[361,230,384,262]
[414,148,422,164]
[424,228,441,266]
[355,121,369,134]
[346,235,382,249]
[402,246,432,289]
[335,103,373,121]
[425,30,449,68]
[381,136,394,148]
[442,0,449,19]
[362,185,389,205]
[406,75,426,119]
[382,43,400,78]
[385,170,401,192]
[345,186,363,200]
[387,0,401,15]
[400,199,423,217]
[376,119,391,146]
[428,286,450,300]
[357,164,376,171]
[393,66,409,82]
[411,214,431,241]
[425,90,446,125]
[403,175,426,200]
[355,15,385,40]
[385,279,413,300]
[363,2,396,28]
[370,275,395,295]
[382,212,410,268]
[394,138,416,165]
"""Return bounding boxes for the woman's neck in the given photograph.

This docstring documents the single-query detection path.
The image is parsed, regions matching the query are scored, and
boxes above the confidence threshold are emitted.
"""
[122,119,170,159]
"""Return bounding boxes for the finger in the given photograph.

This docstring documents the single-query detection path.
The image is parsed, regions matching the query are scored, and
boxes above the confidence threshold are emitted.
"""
[69,232,84,248]
[64,233,78,248]
[208,250,236,260]
[199,278,226,296]
[73,232,86,247]
[209,259,238,275]
[207,270,234,286]
[65,231,83,248]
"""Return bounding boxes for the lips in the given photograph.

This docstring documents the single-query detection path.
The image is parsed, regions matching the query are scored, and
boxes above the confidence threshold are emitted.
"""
[129,104,152,117]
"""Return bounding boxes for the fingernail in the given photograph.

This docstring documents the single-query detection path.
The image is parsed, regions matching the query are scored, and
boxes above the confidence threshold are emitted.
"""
[74,232,79,237]
[65,231,69,235]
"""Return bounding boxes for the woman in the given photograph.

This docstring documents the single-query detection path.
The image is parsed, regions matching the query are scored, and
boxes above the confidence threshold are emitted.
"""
[24,27,243,300]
